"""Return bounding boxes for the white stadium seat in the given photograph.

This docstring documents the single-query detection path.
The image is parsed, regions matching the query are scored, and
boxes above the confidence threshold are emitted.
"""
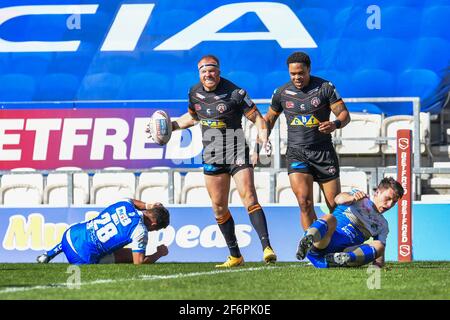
[181,172,210,204]
[136,171,182,204]
[276,172,320,204]
[339,169,368,193]
[91,167,135,205]
[381,112,430,154]
[335,112,382,154]
[0,168,43,205]
[44,167,89,205]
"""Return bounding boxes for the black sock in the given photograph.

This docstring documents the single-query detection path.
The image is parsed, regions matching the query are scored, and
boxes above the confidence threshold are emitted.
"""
[248,205,271,250]
[217,212,241,258]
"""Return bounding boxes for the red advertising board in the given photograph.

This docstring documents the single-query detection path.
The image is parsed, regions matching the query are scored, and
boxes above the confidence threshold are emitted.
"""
[397,129,413,261]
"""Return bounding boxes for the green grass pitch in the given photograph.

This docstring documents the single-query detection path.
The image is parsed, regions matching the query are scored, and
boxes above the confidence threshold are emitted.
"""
[1,262,449,300]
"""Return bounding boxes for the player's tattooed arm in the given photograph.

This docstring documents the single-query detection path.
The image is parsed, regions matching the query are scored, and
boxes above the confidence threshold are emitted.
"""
[172,112,198,131]
[263,107,280,135]
[319,101,350,134]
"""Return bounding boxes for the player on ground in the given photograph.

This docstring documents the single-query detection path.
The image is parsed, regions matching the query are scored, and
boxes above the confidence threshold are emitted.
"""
[296,177,404,268]
[264,52,351,232]
[36,199,170,264]
[148,54,276,267]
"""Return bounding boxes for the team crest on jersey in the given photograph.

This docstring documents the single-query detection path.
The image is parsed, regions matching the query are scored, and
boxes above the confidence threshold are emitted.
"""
[200,119,227,128]
[216,103,227,113]
[285,101,295,109]
[290,115,319,127]
[311,97,321,107]
[194,103,202,111]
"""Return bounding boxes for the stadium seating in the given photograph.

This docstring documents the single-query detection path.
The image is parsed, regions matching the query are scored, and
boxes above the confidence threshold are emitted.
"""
[91,167,135,205]
[181,172,210,205]
[339,169,369,194]
[78,73,123,100]
[0,168,43,205]
[224,71,260,97]
[421,6,450,38]
[171,72,199,98]
[118,72,170,100]
[350,69,396,98]
[44,167,89,205]
[37,73,80,101]
[362,38,409,72]
[334,112,382,154]
[381,113,430,154]
[0,74,35,101]
[381,6,421,39]
[262,70,288,96]
[136,171,182,204]
[9,53,53,76]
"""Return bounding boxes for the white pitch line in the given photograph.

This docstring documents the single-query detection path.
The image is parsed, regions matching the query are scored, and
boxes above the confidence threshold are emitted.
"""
[0,264,305,295]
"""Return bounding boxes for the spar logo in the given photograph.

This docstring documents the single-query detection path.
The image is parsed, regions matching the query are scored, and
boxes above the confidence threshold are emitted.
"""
[398,137,409,150]
[399,245,411,257]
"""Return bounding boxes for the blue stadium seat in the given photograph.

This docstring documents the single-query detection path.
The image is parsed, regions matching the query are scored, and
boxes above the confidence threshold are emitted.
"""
[333,6,369,39]
[153,9,197,36]
[0,54,9,73]
[262,70,289,96]
[9,53,53,75]
[172,72,199,99]
[0,74,35,102]
[53,43,96,74]
[79,12,113,42]
[380,6,421,39]
[396,69,440,99]
[77,72,123,100]
[421,6,450,38]
[295,8,332,42]
[350,69,395,98]
[362,38,410,72]
[224,71,260,97]
[119,72,170,100]
[313,70,347,95]
[88,53,139,74]
[37,73,80,101]
[316,38,365,72]
[409,37,450,72]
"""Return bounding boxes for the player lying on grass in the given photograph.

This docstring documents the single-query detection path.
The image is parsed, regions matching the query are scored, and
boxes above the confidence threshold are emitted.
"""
[296,177,404,268]
[36,199,170,265]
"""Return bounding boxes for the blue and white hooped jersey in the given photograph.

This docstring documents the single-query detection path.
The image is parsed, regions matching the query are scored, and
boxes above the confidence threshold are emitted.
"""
[75,199,148,261]
[333,190,389,245]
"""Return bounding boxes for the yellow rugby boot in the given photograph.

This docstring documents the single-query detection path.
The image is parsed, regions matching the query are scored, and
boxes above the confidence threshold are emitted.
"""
[263,246,277,264]
[215,255,244,268]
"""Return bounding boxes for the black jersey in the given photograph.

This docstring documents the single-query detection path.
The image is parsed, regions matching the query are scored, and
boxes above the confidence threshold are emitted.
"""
[188,77,257,164]
[270,76,342,146]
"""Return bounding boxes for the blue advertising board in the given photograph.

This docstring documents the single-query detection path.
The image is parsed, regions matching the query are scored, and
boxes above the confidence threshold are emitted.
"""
[1,203,449,263]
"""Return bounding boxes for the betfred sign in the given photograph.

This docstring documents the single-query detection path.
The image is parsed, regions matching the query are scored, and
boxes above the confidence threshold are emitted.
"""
[397,129,412,262]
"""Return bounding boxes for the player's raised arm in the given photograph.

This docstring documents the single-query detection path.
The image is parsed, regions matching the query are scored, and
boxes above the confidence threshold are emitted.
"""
[334,191,367,205]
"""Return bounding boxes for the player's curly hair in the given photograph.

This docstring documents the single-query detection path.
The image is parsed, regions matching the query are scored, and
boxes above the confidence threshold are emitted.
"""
[151,205,170,229]
[286,52,311,68]
[378,177,405,199]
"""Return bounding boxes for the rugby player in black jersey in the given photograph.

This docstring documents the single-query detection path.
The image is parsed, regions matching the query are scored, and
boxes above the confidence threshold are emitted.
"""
[157,55,276,267]
[264,52,351,241]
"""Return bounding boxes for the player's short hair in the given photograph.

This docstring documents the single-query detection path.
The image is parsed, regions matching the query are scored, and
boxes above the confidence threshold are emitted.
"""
[286,52,311,68]
[198,54,220,69]
[151,205,170,229]
[378,177,404,199]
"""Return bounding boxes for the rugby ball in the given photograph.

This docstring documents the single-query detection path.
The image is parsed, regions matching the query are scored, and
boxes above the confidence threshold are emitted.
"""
[149,110,172,145]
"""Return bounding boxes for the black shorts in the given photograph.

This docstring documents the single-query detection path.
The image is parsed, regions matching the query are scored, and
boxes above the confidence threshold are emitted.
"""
[203,163,253,176]
[287,143,340,183]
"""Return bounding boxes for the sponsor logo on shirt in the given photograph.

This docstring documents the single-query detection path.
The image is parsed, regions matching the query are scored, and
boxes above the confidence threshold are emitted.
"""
[285,101,295,109]
[196,93,206,99]
[214,94,228,100]
[284,90,297,96]
[195,103,202,111]
[290,115,319,127]
[200,119,227,128]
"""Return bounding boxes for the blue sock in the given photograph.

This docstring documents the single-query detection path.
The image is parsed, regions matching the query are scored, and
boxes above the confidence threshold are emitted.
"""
[46,242,63,260]
[306,219,328,242]
[347,244,377,265]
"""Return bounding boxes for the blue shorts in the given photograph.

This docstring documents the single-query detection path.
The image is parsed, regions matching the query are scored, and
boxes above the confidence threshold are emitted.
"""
[61,223,102,264]
[307,212,366,268]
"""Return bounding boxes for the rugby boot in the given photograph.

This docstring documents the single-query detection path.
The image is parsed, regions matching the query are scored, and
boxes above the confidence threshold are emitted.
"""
[215,255,244,268]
